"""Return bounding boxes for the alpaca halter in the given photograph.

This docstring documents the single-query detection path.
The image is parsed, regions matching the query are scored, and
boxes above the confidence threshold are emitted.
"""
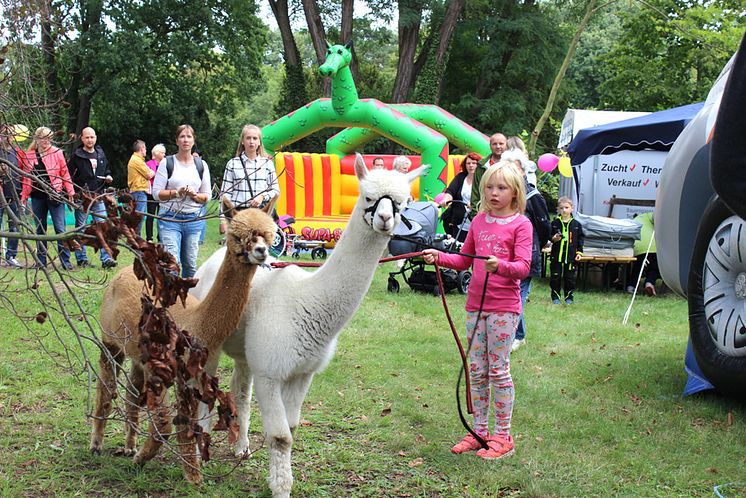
[363,195,412,230]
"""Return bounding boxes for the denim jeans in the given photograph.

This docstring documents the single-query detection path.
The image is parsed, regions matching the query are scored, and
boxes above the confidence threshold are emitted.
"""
[74,200,113,264]
[131,190,147,237]
[0,200,20,259]
[31,197,71,267]
[198,203,207,244]
[515,277,532,341]
[158,211,201,278]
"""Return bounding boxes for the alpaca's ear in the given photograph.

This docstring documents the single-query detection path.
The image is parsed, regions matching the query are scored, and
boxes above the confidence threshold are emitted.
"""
[262,195,277,214]
[222,195,237,222]
[353,152,368,181]
[407,163,429,183]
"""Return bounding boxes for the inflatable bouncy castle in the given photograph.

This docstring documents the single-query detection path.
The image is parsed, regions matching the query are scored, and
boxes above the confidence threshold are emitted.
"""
[260,41,491,247]
[272,153,466,246]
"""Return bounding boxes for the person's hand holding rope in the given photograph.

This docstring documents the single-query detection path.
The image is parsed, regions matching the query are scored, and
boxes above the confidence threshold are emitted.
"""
[422,248,439,264]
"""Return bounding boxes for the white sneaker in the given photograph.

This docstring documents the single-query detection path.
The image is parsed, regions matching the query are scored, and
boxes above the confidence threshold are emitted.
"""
[5,257,22,269]
[512,338,525,352]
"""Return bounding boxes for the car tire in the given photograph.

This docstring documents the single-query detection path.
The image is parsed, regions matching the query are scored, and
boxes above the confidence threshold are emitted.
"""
[688,196,746,397]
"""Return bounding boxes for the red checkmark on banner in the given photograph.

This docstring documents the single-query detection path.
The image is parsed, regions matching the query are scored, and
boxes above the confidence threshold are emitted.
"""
[630,164,637,172]
[643,179,650,186]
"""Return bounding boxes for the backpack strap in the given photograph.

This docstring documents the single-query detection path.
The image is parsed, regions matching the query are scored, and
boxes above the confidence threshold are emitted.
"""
[194,156,204,180]
[166,155,174,179]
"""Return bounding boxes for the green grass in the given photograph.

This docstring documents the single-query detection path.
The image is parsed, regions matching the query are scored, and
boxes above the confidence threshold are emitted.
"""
[0,214,744,497]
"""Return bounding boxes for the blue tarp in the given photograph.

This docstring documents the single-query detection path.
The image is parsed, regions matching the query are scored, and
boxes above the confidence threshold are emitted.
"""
[683,337,715,396]
[567,102,705,165]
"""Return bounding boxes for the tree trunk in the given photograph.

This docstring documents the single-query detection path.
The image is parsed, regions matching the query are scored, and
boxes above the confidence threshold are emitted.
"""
[269,0,302,67]
[433,0,466,100]
[66,0,104,142]
[40,0,61,132]
[528,0,599,156]
[302,0,330,96]
[391,0,423,103]
[340,0,358,81]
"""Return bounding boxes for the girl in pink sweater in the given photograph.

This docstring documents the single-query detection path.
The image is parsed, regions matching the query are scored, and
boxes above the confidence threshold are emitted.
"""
[424,161,532,460]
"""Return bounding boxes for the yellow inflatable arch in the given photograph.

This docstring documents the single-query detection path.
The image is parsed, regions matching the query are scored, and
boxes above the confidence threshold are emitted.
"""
[274,153,465,247]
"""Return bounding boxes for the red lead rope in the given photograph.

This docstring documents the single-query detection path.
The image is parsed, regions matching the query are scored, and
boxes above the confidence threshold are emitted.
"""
[433,260,474,413]
[271,250,489,449]
[270,251,473,412]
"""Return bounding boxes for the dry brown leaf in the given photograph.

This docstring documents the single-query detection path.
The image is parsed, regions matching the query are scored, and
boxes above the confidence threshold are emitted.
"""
[408,458,424,467]
[381,407,392,417]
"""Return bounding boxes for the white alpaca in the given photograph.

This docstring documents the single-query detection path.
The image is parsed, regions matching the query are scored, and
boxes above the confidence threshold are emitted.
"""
[192,154,424,497]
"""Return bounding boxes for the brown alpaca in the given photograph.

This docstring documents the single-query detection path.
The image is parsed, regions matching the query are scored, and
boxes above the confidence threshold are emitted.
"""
[89,201,276,484]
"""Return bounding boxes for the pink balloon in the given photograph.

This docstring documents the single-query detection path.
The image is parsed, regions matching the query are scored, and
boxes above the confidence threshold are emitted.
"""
[537,153,560,173]
[434,193,446,205]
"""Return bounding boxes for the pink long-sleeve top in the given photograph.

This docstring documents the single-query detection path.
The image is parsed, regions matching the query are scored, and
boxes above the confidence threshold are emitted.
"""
[437,212,533,314]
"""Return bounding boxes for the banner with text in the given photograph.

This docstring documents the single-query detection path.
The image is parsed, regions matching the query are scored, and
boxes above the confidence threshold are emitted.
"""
[576,150,667,218]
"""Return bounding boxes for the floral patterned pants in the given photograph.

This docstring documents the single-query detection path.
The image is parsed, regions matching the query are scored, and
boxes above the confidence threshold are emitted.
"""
[465,311,519,437]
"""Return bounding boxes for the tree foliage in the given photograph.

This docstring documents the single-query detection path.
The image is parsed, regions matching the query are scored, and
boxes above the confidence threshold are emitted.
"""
[439,0,571,153]
[585,0,744,111]
[3,0,268,185]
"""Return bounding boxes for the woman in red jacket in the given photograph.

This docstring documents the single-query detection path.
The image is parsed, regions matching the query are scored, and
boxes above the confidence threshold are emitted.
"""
[21,127,75,269]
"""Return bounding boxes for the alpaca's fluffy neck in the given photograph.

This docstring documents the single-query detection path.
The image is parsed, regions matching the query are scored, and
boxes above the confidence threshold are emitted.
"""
[191,252,256,346]
[300,203,389,337]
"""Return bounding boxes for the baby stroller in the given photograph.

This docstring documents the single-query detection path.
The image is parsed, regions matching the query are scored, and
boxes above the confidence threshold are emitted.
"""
[386,201,471,296]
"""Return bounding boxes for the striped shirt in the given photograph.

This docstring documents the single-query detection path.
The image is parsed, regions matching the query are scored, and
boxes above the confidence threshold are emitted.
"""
[220,154,279,210]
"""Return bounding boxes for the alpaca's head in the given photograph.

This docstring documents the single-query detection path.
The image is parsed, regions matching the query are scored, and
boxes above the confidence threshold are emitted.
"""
[353,153,427,235]
[222,197,277,265]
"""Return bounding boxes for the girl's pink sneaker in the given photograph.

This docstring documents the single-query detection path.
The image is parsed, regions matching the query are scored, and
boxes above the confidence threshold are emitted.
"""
[476,434,514,460]
[451,433,487,454]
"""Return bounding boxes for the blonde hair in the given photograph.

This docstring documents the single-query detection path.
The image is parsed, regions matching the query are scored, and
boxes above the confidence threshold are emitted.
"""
[478,160,526,214]
[28,126,54,152]
[235,124,267,158]
[151,143,166,156]
[557,196,574,208]
[507,136,527,154]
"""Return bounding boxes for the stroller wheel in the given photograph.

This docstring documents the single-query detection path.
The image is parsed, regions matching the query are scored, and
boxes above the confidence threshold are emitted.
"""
[458,270,472,294]
[270,228,287,257]
[311,247,327,260]
[387,276,400,293]
[432,285,441,297]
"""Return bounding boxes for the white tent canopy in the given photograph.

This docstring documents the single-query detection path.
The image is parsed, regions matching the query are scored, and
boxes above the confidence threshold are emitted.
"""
[558,109,650,150]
